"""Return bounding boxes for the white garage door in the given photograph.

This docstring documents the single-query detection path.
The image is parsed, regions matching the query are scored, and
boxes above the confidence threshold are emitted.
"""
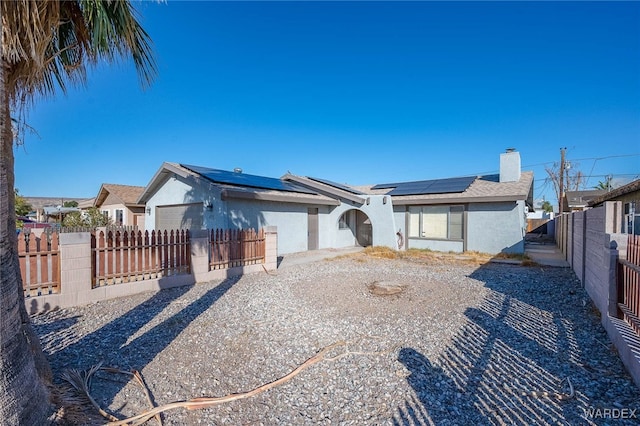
[155,203,203,231]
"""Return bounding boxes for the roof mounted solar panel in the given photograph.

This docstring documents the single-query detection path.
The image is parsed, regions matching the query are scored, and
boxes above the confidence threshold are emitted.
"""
[376,175,477,196]
[371,182,403,190]
[307,176,364,195]
[182,164,317,194]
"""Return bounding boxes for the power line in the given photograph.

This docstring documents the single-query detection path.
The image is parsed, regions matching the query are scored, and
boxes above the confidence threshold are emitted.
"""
[569,153,640,162]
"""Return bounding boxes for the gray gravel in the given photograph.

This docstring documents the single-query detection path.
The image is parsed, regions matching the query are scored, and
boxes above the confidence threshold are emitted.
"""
[32,255,640,425]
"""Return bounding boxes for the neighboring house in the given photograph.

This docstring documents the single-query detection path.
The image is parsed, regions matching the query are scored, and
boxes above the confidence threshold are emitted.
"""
[588,179,640,235]
[138,150,533,255]
[93,184,146,228]
[25,197,88,223]
[41,206,80,223]
[563,190,606,212]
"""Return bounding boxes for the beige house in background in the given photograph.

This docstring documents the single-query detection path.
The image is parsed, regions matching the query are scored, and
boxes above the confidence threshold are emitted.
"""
[93,184,146,228]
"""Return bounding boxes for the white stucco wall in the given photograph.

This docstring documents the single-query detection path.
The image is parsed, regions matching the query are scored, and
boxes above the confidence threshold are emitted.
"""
[408,238,465,252]
[322,207,357,248]
[144,175,220,231]
[319,195,398,250]
[145,175,401,255]
[366,195,398,248]
[222,198,310,255]
[466,201,526,254]
[394,201,526,254]
[393,205,465,252]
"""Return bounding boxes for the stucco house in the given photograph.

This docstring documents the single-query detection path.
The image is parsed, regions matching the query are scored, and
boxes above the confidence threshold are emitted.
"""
[563,189,606,212]
[588,179,640,235]
[93,183,146,228]
[138,150,533,255]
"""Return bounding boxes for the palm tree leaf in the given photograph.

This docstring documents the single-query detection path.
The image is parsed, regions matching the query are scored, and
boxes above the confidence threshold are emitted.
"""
[2,0,157,103]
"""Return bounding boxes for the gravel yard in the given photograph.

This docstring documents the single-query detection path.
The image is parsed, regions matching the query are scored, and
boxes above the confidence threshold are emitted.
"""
[33,252,640,425]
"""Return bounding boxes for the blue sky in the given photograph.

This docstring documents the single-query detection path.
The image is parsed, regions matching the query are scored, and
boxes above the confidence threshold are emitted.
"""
[15,1,640,206]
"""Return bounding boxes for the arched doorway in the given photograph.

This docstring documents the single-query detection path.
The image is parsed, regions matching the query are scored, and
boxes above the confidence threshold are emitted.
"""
[338,209,373,247]
[355,210,372,247]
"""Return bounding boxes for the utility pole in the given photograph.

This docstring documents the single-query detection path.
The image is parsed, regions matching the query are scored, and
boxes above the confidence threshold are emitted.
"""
[558,147,566,215]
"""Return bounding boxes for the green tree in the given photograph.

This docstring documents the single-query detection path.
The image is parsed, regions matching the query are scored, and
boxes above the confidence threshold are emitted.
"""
[62,207,111,228]
[593,176,614,191]
[541,200,553,213]
[1,2,155,423]
[14,188,32,216]
[63,200,78,208]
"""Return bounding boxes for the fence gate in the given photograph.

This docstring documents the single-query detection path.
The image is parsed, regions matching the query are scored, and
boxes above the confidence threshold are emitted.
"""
[618,234,640,336]
[92,229,190,287]
[18,230,60,297]
[210,228,265,270]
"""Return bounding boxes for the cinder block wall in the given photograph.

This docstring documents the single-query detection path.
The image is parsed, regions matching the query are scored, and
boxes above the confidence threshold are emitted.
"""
[554,202,639,388]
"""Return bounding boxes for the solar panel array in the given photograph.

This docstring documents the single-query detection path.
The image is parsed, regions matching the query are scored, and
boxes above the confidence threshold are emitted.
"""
[372,176,477,196]
[182,164,317,194]
[307,176,364,195]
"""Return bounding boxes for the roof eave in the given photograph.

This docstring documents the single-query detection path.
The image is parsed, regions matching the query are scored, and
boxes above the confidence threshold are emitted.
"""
[221,189,340,206]
[137,163,193,204]
[391,194,527,206]
[282,174,365,204]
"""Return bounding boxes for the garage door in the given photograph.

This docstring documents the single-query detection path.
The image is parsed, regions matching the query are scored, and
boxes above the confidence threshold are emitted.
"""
[155,203,203,231]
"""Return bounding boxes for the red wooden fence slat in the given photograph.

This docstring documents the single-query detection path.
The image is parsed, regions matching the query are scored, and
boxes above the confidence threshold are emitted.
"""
[208,227,265,270]
[619,233,640,336]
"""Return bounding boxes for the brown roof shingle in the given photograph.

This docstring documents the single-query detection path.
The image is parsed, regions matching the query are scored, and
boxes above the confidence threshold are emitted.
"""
[96,184,145,207]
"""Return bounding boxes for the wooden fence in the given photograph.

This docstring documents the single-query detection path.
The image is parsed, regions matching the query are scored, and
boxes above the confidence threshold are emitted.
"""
[210,228,265,269]
[618,234,640,337]
[526,218,550,233]
[93,229,190,287]
[18,230,60,297]
[19,227,268,295]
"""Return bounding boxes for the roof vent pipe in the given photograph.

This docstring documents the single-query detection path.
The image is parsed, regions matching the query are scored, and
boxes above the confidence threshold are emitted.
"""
[499,149,521,183]
[233,168,242,173]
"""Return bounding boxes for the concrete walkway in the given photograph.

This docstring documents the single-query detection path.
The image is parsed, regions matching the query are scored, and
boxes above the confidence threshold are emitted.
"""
[525,241,570,267]
[277,246,365,268]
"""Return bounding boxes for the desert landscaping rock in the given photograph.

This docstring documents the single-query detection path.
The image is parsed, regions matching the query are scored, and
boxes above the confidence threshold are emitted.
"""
[32,255,640,425]
[367,281,405,296]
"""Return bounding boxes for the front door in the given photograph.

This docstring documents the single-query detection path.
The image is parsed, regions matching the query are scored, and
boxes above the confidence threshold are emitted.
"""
[308,208,319,250]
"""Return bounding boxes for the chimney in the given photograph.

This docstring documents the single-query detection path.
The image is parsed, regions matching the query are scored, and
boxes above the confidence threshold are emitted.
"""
[499,148,521,183]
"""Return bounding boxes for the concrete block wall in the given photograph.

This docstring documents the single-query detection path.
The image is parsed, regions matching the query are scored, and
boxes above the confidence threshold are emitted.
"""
[553,202,640,388]
[25,228,278,314]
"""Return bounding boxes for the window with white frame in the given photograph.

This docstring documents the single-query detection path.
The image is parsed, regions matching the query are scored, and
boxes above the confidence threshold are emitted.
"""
[115,209,124,226]
[408,205,464,240]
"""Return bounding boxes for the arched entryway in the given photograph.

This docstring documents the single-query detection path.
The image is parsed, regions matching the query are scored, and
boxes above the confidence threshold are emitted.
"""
[338,209,372,247]
[355,210,372,247]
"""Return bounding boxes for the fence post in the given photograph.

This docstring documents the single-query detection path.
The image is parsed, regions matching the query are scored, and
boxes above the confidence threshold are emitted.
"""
[189,229,210,281]
[607,234,628,318]
[59,232,93,305]
[264,226,278,271]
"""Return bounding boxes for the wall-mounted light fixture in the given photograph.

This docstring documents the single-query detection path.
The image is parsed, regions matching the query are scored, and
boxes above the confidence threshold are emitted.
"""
[204,202,213,211]
[383,196,387,205]
[366,197,370,205]
[146,207,151,215]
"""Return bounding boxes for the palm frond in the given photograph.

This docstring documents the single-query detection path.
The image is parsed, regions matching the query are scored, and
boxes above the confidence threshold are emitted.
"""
[1,0,156,104]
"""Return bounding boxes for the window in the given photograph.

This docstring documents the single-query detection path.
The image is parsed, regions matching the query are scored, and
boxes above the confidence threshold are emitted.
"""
[115,209,124,226]
[623,202,638,235]
[338,211,352,229]
[408,205,464,240]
